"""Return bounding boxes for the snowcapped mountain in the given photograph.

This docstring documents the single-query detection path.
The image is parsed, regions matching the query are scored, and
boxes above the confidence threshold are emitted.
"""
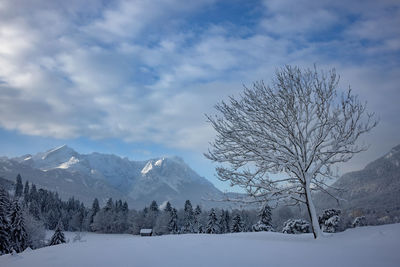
[15,145,144,193]
[1,145,223,208]
[130,156,222,207]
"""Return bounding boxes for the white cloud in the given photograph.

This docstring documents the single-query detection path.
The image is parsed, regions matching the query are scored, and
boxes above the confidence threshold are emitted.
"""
[0,0,399,164]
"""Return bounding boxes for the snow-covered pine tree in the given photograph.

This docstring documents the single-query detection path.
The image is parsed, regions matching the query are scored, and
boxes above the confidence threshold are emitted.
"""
[104,198,114,212]
[352,216,367,228]
[92,198,100,212]
[145,200,159,228]
[164,201,172,213]
[115,200,123,213]
[0,187,11,255]
[23,181,30,203]
[90,198,100,227]
[206,209,219,234]
[194,205,202,233]
[183,200,194,233]
[29,184,38,202]
[252,203,274,232]
[282,219,310,234]
[15,174,23,198]
[231,214,243,233]
[47,209,61,230]
[218,210,226,234]
[122,202,128,214]
[318,209,341,233]
[194,205,202,216]
[154,206,172,235]
[224,210,230,233]
[168,208,178,234]
[69,205,85,231]
[49,220,66,246]
[29,200,42,221]
[9,201,28,252]
[149,200,159,213]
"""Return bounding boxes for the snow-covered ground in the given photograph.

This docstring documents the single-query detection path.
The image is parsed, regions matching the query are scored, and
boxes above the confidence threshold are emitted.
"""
[1,223,399,267]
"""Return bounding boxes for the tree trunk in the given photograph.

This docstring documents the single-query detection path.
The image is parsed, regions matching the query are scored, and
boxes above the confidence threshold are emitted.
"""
[304,181,321,239]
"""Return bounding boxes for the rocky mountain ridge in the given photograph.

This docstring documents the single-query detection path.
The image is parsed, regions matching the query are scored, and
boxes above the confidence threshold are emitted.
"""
[0,145,223,208]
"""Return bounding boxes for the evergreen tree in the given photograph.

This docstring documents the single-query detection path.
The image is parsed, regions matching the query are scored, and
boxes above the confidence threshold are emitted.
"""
[23,181,30,203]
[28,200,41,221]
[183,200,194,233]
[218,210,226,234]
[122,202,129,214]
[9,201,28,252]
[149,200,159,213]
[114,201,129,233]
[92,198,100,213]
[29,184,38,203]
[91,210,111,233]
[154,207,171,235]
[15,174,23,198]
[143,207,149,215]
[194,205,202,216]
[252,203,274,232]
[282,219,310,234]
[259,203,272,225]
[90,198,100,225]
[0,187,11,255]
[146,200,159,228]
[47,209,60,230]
[115,200,123,213]
[352,216,367,228]
[168,208,178,234]
[240,210,253,232]
[104,198,114,212]
[231,214,243,233]
[49,220,66,246]
[194,205,202,233]
[318,209,341,233]
[164,201,172,213]
[206,209,219,234]
[224,210,230,233]
[69,204,85,231]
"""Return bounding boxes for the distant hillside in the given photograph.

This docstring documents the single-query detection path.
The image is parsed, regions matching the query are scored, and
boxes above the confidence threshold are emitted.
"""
[315,144,400,224]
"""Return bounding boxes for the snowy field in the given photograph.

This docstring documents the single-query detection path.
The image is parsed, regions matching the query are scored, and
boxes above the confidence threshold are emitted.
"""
[1,224,399,267]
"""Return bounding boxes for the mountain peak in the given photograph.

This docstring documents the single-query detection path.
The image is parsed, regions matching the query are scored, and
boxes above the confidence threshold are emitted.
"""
[42,145,76,159]
[141,161,153,175]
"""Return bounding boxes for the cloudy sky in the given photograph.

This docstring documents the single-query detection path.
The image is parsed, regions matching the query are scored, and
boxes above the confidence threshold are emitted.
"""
[0,0,399,191]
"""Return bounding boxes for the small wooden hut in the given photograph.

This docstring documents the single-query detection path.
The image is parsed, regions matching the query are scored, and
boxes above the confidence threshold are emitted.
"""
[140,229,153,236]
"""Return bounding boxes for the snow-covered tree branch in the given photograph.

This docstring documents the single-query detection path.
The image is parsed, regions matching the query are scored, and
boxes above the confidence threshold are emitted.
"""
[205,65,378,238]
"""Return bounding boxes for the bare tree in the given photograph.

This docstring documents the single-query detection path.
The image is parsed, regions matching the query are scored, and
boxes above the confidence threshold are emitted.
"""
[205,65,377,238]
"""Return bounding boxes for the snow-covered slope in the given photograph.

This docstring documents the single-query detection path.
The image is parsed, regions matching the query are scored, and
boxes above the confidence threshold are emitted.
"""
[131,156,222,207]
[3,146,223,208]
[14,145,144,193]
[316,144,400,212]
[0,156,132,206]
[1,223,399,267]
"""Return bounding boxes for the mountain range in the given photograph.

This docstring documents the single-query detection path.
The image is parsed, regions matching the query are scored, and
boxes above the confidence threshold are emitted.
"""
[0,145,223,209]
[1,144,399,217]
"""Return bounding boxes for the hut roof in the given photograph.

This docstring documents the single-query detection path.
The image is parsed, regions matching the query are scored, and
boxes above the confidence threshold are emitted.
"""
[140,229,153,234]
